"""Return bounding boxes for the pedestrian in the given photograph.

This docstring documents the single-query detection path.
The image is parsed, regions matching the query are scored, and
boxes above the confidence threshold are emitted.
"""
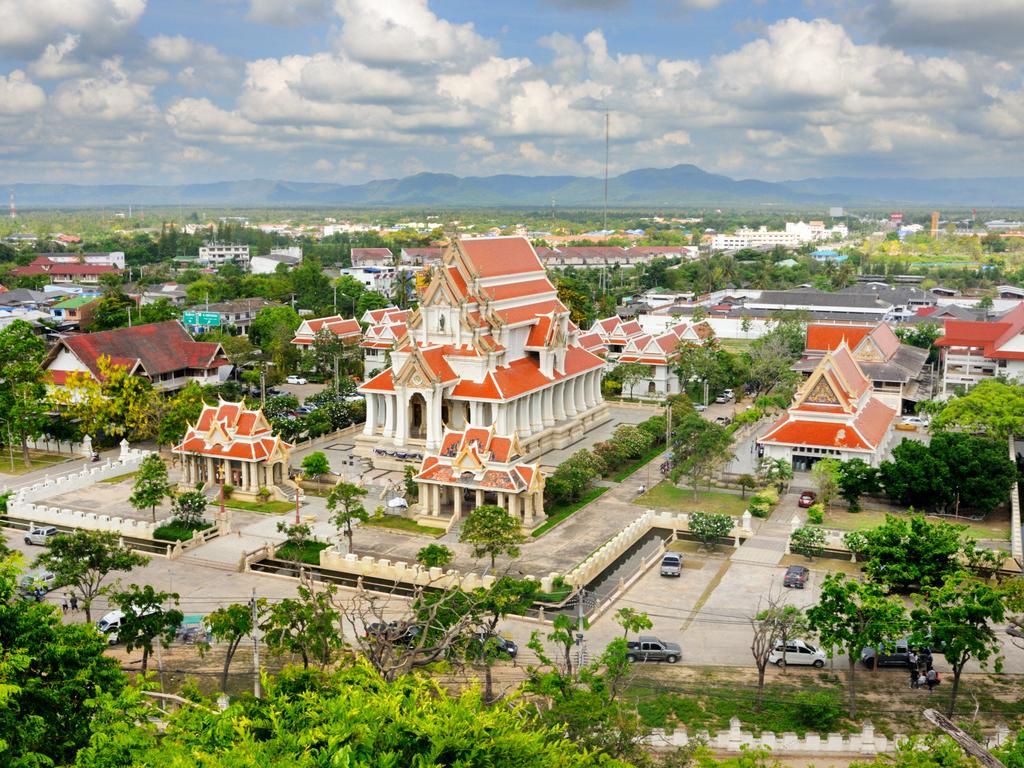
[638,483,646,495]
[907,650,917,669]
[910,666,920,689]
[925,667,938,693]
[61,595,68,613]
[69,594,78,612]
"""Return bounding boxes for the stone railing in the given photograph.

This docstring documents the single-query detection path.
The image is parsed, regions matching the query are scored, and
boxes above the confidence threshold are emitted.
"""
[319,547,501,593]
[558,509,752,590]
[647,718,1012,755]
[3,440,156,538]
[1009,435,1023,563]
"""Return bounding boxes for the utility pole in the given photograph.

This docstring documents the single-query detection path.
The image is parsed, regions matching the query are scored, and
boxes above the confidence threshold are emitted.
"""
[576,587,586,675]
[603,110,609,232]
[250,587,261,698]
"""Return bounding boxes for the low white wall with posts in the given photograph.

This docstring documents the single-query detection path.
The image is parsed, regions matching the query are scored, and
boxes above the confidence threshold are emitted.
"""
[3,441,157,538]
[646,718,1012,756]
[318,546,500,593]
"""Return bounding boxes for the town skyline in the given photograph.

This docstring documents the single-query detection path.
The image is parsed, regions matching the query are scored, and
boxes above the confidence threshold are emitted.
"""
[1,0,1023,185]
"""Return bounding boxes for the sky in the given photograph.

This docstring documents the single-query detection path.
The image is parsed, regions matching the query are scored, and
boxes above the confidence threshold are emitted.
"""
[1,0,1023,185]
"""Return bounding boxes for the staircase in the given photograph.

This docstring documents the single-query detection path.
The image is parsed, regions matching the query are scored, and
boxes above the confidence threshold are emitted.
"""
[439,517,464,544]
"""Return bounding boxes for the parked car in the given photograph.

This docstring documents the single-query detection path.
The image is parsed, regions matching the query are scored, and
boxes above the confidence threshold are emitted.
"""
[365,621,422,646]
[714,416,731,426]
[768,639,826,668]
[714,394,729,404]
[860,638,939,669]
[723,388,734,400]
[694,404,707,413]
[797,491,817,508]
[17,569,57,598]
[286,375,308,385]
[295,405,316,415]
[473,632,518,659]
[901,416,929,428]
[783,564,809,589]
[625,635,681,663]
[96,606,158,645]
[24,525,59,546]
[660,553,683,577]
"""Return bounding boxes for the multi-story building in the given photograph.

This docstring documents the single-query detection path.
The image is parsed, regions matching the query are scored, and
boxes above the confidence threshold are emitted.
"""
[290,315,362,348]
[934,303,1024,394]
[250,248,301,274]
[36,251,126,269]
[616,320,714,398]
[359,307,408,377]
[711,221,848,251]
[49,295,100,330]
[355,237,608,466]
[182,298,278,335]
[197,243,250,269]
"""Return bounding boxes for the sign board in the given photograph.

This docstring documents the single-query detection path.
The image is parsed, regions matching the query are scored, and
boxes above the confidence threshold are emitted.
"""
[182,311,221,327]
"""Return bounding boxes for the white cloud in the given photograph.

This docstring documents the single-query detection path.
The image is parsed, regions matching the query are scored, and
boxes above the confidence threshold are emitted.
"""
[52,60,156,122]
[30,34,88,79]
[437,57,530,108]
[148,35,239,89]
[333,0,495,67]
[165,97,258,138]
[0,0,145,52]
[248,0,329,26]
[0,69,46,115]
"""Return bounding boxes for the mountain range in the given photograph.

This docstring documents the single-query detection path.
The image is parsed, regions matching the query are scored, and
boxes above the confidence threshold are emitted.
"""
[7,164,1024,208]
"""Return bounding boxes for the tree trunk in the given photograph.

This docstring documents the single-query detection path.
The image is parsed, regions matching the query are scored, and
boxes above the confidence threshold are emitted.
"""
[847,656,858,718]
[947,664,963,717]
[84,598,93,624]
[222,645,236,693]
[20,432,30,468]
[484,662,494,704]
[755,663,766,712]
[142,647,150,674]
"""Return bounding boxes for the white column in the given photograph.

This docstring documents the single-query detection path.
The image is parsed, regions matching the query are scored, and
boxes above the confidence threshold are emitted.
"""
[395,394,407,446]
[475,489,483,509]
[564,381,578,418]
[508,493,519,520]
[575,376,586,413]
[453,486,463,520]
[542,386,555,427]
[241,461,250,491]
[363,393,377,436]
[592,370,602,404]
[530,392,543,432]
[432,484,441,517]
[425,391,440,450]
[383,395,395,438]
[586,372,597,408]
[469,400,480,425]
[518,398,532,437]
[206,456,215,485]
[553,382,567,421]
[497,403,509,433]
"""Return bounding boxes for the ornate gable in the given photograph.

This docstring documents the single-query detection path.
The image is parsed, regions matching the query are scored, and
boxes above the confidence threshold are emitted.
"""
[453,445,485,471]
[854,337,884,362]
[394,349,439,388]
[804,375,841,406]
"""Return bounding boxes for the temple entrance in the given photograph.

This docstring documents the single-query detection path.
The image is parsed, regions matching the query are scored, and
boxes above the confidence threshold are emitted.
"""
[272,462,283,484]
[647,381,657,395]
[409,393,427,439]
[230,463,242,486]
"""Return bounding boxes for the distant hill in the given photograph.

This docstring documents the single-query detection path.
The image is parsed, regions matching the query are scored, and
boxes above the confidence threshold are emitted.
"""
[7,164,1024,208]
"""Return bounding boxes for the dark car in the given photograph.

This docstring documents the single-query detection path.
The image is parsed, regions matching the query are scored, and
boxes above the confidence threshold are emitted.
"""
[474,632,518,659]
[783,565,809,589]
[860,638,939,669]
[798,491,817,508]
[365,621,422,646]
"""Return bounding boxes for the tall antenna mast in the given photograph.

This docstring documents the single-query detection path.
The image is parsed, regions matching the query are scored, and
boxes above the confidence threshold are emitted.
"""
[8,189,15,219]
[603,110,610,231]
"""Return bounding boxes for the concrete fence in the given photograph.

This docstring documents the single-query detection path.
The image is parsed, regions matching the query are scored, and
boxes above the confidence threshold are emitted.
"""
[318,546,502,593]
[3,440,157,539]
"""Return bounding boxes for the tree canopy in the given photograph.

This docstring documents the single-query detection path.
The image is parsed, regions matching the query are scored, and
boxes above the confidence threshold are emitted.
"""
[932,379,1024,442]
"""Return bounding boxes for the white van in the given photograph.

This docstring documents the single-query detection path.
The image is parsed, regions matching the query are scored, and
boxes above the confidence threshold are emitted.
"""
[96,606,157,644]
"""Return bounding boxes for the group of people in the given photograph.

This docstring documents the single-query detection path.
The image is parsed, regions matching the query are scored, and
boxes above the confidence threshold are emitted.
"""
[908,650,941,692]
[60,592,79,613]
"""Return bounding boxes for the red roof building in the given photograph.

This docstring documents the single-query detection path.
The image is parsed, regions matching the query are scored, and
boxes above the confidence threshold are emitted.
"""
[759,344,897,470]
[934,302,1024,394]
[173,400,293,495]
[414,426,545,529]
[350,247,395,267]
[357,237,606,466]
[290,315,361,347]
[616,320,713,398]
[359,306,409,376]
[44,320,230,393]
[13,256,121,284]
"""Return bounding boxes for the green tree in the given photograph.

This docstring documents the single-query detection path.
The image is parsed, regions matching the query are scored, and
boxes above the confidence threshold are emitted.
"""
[301,450,331,491]
[172,489,207,527]
[0,320,49,467]
[108,583,184,673]
[928,432,1017,516]
[290,255,333,313]
[0,555,124,767]
[614,607,653,639]
[248,305,301,372]
[790,525,826,561]
[672,418,733,498]
[416,543,454,569]
[545,449,603,507]
[157,380,216,447]
[50,356,159,442]
[688,511,733,551]
[34,529,149,622]
[129,453,173,522]
[89,288,135,331]
[310,325,346,383]
[810,458,841,513]
[759,456,793,493]
[836,458,880,513]
[807,574,909,716]
[205,602,254,693]
[460,504,526,573]
[470,576,538,702]
[138,297,179,324]
[259,582,343,669]
[614,362,651,400]
[855,514,982,590]
[326,481,369,553]
[932,379,1024,442]
[911,571,1009,717]
[878,439,950,511]
[737,473,757,499]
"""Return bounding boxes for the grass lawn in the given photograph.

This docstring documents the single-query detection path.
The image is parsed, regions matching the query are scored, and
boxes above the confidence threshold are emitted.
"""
[100,471,138,484]
[215,498,294,515]
[154,520,213,542]
[363,516,444,538]
[0,450,69,476]
[820,504,1011,540]
[531,486,610,538]
[275,540,328,565]
[609,443,668,483]
[636,481,750,516]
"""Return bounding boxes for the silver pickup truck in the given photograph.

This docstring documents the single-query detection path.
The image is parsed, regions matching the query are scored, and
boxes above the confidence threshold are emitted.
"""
[625,635,681,663]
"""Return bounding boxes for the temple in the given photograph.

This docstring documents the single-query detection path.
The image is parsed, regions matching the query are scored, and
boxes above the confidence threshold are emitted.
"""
[355,237,608,467]
[414,426,544,529]
[173,400,294,498]
[758,343,897,471]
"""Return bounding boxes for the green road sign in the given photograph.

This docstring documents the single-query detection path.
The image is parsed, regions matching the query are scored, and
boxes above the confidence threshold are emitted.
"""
[182,311,221,327]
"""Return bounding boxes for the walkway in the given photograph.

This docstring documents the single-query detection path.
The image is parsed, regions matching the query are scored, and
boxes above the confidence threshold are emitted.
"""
[728,488,802,566]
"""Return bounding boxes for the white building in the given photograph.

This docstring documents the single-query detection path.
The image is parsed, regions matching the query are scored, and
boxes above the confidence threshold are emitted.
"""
[250,249,302,274]
[198,244,250,269]
[38,251,126,269]
[711,221,847,251]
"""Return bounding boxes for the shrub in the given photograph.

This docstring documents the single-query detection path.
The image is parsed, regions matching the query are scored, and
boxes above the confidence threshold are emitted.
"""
[545,449,603,507]
[806,503,824,525]
[794,690,843,730]
[221,483,234,499]
[748,494,772,518]
[790,525,826,560]
[689,511,733,551]
[257,486,271,502]
[637,414,666,445]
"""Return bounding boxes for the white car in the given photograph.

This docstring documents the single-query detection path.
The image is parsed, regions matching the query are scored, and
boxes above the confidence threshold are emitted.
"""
[901,416,929,427]
[286,375,308,385]
[767,639,826,668]
[24,525,59,546]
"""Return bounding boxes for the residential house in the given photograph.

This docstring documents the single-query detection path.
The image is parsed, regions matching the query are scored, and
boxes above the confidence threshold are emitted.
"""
[181,298,278,335]
[291,315,362,348]
[36,251,126,269]
[44,320,231,393]
[350,248,395,268]
[49,295,100,330]
[250,250,301,274]
[13,256,121,285]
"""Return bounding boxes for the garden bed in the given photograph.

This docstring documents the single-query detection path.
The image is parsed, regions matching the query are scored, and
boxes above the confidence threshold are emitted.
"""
[275,540,328,565]
[153,520,213,542]
[363,516,444,538]
[635,482,750,516]
[215,498,294,515]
